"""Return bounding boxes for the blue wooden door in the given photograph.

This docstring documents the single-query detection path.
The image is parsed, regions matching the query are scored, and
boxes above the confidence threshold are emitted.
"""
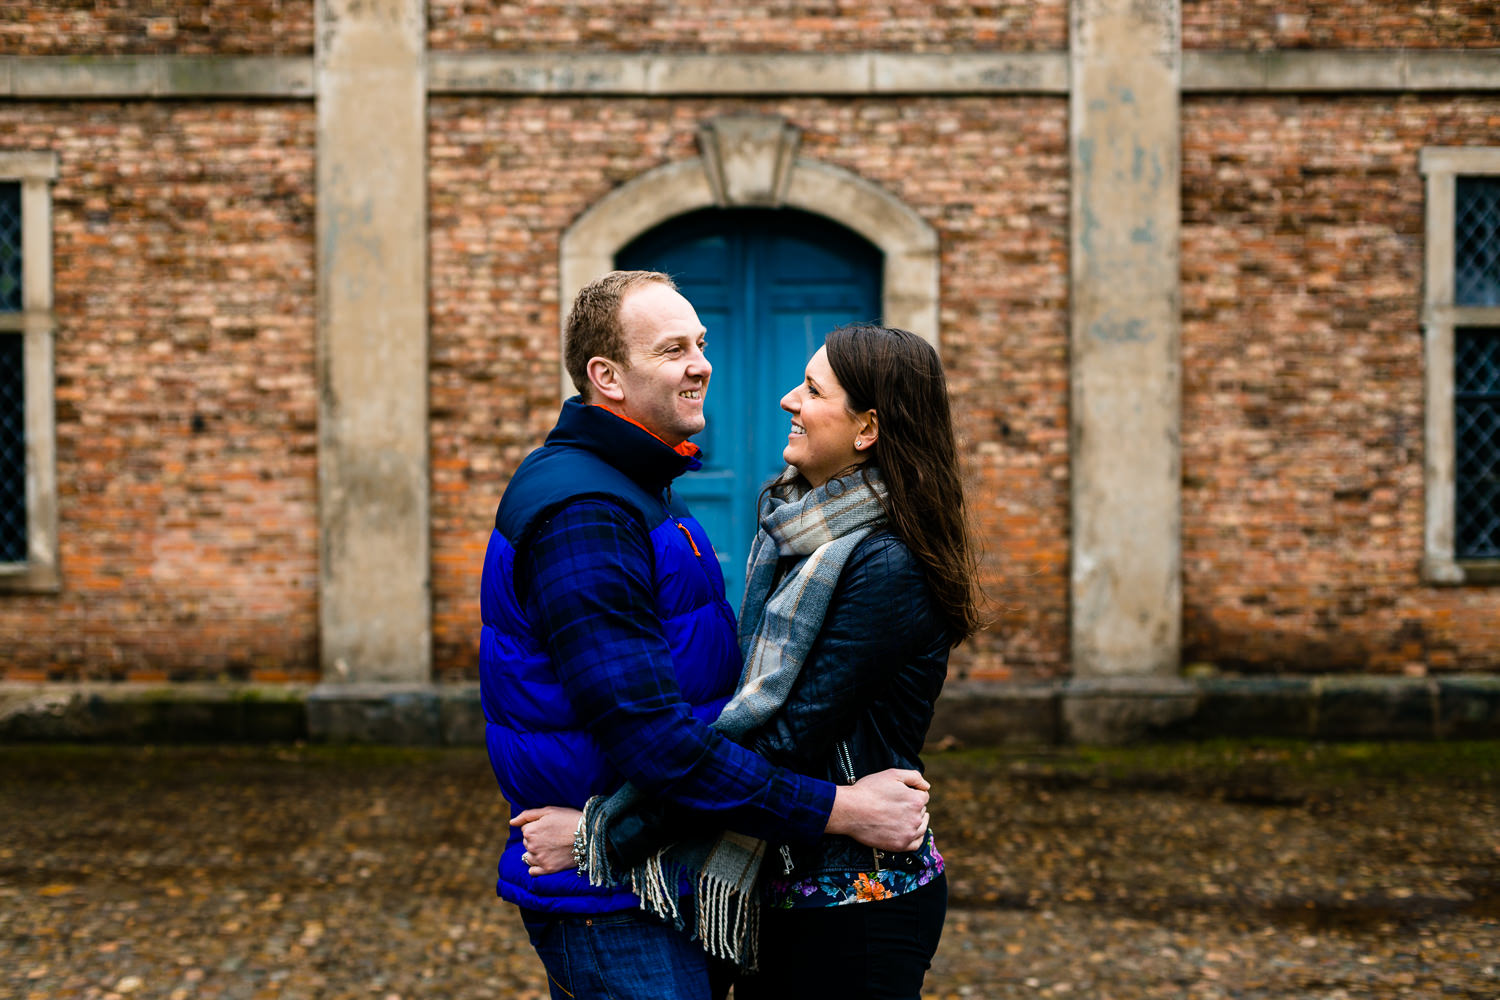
[618,209,882,607]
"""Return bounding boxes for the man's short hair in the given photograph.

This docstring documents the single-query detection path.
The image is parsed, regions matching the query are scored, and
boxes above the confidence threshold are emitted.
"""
[563,270,678,398]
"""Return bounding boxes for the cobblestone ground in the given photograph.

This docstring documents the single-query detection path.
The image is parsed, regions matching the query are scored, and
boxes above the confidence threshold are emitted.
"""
[1,741,1496,1000]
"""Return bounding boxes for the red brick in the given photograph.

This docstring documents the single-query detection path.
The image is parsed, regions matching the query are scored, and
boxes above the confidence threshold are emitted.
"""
[1184,1,1500,50]
[0,102,318,681]
[1,1,314,56]
[1181,96,1500,675]
[427,1,1066,53]
[427,96,1072,680]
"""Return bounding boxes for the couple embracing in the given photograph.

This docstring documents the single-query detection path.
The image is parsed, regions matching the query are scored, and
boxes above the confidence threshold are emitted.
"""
[478,270,979,999]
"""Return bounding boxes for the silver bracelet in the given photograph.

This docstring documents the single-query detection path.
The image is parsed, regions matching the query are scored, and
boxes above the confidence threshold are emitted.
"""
[571,815,588,874]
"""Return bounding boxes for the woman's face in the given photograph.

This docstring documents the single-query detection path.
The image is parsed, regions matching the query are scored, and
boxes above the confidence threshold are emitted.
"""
[780,346,874,488]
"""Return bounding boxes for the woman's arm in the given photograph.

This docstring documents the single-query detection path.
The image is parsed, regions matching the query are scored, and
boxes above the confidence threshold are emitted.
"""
[511,799,721,876]
[510,806,582,876]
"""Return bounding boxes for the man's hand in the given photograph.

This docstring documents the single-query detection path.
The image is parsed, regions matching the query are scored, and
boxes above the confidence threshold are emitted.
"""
[823,768,931,852]
[509,806,585,876]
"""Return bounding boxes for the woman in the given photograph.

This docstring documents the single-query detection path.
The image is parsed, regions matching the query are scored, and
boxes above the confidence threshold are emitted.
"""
[517,323,979,998]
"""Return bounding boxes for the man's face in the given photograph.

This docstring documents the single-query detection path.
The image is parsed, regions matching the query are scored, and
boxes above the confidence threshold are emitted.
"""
[611,283,711,446]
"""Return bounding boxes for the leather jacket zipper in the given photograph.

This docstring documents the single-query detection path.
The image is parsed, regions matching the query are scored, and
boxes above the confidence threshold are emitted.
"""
[837,740,883,872]
[837,740,857,784]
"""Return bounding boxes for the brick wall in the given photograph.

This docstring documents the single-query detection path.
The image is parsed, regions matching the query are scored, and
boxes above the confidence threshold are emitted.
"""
[427,1,1067,52]
[427,97,1072,681]
[6,5,1500,686]
[1183,2,1500,50]
[0,1,314,56]
[1181,96,1500,675]
[0,103,318,681]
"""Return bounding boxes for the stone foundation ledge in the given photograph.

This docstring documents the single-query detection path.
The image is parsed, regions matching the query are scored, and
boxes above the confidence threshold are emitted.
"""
[0,681,312,744]
[1,676,1497,746]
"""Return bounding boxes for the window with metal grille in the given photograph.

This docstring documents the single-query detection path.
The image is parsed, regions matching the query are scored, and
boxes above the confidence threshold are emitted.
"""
[0,181,19,312]
[0,333,23,563]
[1457,177,1500,307]
[1455,176,1500,562]
[1456,328,1500,559]
[0,180,23,563]
[0,154,56,590]
[1421,149,1500,582]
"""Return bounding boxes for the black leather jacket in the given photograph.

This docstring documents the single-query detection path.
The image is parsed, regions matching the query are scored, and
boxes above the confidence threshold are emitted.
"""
[744,530,951,880]
[605,530,952,879]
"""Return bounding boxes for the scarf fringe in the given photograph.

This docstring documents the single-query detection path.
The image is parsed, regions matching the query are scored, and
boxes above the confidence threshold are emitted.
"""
[629,853,682,927]
[581,794,762,968]
[695,864,760,970]
[581,795,614,887]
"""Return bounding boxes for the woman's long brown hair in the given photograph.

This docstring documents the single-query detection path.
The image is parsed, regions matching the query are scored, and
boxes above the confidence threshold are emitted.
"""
[814,323,980,643]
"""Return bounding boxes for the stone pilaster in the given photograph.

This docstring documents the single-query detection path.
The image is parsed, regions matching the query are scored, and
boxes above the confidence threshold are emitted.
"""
[1068,0,1182,677]
[315,0,429,682]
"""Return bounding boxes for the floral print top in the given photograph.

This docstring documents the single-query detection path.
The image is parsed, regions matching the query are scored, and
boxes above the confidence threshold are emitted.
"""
[762,830,945,909]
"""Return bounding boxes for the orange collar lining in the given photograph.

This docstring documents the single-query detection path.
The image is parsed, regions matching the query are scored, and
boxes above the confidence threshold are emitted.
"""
[590,403,701,458]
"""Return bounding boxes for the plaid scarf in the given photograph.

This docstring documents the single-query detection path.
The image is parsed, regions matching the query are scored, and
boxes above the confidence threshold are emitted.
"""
[581,469,888,968]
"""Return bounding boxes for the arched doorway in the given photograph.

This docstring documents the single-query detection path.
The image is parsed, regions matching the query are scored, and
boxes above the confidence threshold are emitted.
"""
[618,208,883,605]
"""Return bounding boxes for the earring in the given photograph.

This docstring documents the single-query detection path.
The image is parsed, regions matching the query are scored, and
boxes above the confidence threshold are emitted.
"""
[854,440,864,450]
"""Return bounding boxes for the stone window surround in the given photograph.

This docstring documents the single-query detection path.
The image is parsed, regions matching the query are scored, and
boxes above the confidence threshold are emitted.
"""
[557,114,940,402]
[0,151,59,593]
[1420,146,1500,586]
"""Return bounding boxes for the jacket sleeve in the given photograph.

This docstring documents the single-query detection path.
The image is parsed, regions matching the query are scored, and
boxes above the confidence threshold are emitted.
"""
[741,533,938,772]
[517,499,835,844]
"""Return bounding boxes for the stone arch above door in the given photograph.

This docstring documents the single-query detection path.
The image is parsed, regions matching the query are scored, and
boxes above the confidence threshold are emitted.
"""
[557,115,940,398]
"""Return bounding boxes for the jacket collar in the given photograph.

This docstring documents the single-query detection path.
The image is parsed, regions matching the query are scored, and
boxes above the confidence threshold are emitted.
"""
[545,396,703,492]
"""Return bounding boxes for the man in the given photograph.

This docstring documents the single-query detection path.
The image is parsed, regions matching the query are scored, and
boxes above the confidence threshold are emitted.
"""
[478,270,930,999]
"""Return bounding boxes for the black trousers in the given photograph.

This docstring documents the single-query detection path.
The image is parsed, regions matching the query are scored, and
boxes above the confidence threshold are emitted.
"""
[735,874,947,1000]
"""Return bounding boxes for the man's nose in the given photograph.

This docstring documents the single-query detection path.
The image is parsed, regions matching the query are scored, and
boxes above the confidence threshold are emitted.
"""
[687,350,711,379]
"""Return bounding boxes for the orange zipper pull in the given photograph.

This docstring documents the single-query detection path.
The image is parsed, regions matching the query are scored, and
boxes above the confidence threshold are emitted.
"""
[675,521,702,557]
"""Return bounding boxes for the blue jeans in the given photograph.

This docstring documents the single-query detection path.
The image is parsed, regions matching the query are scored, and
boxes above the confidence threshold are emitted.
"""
[519,902,734,1000]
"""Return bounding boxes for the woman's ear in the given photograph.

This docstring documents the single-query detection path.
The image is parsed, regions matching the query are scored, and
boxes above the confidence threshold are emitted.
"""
[587,356,626,403]
[854,409,878,451]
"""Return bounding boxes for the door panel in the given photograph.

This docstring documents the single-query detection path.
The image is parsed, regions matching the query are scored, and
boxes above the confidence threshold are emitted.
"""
[618,209,881,607]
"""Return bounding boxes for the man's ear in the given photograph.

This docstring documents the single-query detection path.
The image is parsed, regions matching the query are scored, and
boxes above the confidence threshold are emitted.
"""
[855,409,879,450]
[587,356,627,403]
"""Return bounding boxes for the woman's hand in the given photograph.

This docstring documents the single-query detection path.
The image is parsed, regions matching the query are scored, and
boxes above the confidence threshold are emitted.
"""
[509,806,585,877]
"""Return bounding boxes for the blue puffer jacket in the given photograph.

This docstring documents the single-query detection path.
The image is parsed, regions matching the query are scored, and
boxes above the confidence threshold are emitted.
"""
[479,397,742,914]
